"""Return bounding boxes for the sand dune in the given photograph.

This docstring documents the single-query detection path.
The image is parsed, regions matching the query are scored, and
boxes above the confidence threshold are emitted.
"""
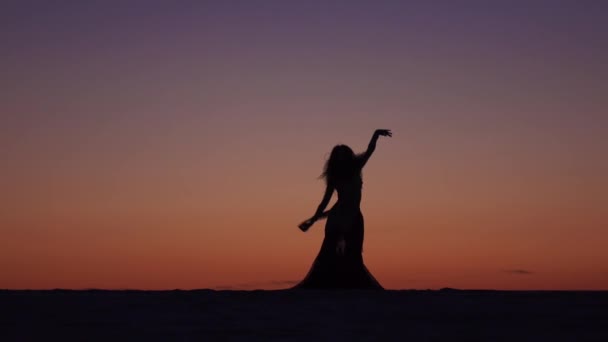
[2,289,607,341]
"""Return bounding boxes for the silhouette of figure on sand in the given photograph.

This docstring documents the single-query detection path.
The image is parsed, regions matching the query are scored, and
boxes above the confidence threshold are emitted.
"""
[295,129,392,289]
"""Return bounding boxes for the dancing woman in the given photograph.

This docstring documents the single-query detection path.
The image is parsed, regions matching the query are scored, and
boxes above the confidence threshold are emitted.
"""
[295,129,392,289]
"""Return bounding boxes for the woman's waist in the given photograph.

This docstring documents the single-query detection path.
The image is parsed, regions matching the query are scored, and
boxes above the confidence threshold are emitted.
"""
[332,201,361,210]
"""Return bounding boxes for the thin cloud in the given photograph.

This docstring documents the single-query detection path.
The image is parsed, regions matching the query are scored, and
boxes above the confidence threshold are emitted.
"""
[237,280,298,288]
[269,280,298,286]
[213,280,298,290]
[504,269,534,275]
[213,285,235,290]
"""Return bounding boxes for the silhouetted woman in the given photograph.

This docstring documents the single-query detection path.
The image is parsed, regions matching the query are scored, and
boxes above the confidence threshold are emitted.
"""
[295,129,392,289]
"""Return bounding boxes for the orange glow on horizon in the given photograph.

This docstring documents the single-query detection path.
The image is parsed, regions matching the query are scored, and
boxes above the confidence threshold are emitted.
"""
[2,2,607,290]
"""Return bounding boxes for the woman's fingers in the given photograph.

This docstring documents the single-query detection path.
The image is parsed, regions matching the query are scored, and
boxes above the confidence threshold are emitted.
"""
[377,129,392,137]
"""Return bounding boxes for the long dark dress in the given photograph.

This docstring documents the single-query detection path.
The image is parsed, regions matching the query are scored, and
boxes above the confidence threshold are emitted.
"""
[295,172,383,289]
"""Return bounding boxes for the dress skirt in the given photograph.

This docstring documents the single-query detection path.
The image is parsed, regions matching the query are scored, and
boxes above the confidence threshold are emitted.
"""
[294,205,383,289]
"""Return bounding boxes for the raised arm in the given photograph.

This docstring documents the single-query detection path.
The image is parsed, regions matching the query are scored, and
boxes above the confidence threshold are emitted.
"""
[298,184,334,232]
[359,129,392,168]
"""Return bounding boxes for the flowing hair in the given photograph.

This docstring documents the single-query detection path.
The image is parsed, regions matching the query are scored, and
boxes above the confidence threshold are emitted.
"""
[321,145,361,186]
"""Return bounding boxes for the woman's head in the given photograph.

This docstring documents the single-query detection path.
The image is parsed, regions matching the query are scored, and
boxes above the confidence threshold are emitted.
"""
[322,144,360,185]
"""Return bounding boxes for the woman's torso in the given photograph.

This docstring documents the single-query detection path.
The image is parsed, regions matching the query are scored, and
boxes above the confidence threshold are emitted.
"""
[334,174,363,208]
[326,175,364,239]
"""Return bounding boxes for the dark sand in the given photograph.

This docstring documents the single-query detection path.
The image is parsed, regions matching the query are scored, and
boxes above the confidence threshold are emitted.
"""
[2,289,607,341]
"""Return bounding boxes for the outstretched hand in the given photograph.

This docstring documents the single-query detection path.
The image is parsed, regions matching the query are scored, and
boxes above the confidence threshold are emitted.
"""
[375,129,392,137]
[298,218,315,232]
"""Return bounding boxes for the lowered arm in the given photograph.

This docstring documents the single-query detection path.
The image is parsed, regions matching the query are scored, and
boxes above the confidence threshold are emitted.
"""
[312,184,334,220]
[298,185,334,232]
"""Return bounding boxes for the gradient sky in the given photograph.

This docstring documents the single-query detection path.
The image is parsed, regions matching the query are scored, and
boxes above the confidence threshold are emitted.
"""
[2,1,607,290]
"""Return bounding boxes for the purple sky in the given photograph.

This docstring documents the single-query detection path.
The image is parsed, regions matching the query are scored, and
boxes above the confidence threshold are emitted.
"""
[2,1,607,289]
